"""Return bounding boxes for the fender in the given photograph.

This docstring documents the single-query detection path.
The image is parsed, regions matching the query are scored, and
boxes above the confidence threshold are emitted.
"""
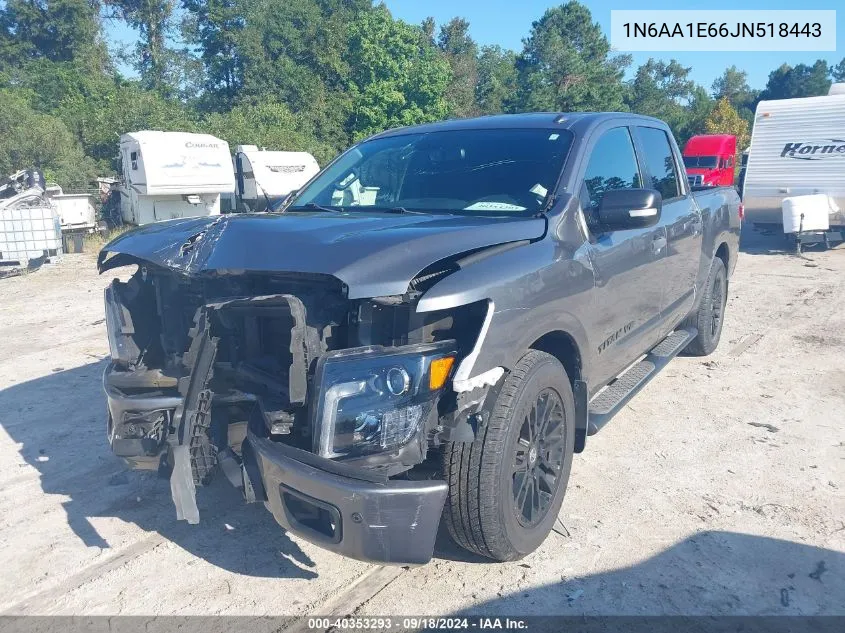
[417,238,595,385]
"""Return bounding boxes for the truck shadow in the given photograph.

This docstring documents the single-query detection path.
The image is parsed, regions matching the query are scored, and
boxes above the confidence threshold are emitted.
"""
[740,224,793,255]
[0,360,317,579]
[451,531,844,618]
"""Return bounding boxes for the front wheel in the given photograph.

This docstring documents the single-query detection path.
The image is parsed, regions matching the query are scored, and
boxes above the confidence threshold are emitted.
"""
[443,350,575,561]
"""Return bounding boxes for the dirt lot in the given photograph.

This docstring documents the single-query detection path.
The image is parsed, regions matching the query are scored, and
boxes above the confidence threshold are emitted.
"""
[0,229,843,618]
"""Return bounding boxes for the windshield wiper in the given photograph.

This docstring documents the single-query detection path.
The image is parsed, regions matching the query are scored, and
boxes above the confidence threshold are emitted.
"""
[364,206,429,215]
[288,202,342,213]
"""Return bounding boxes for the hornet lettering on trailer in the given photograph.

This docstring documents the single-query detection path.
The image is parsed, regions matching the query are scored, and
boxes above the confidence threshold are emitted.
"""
[780,140,845,160]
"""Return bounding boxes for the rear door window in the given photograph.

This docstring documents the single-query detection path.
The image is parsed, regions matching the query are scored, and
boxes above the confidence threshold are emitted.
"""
[635,127,682,199]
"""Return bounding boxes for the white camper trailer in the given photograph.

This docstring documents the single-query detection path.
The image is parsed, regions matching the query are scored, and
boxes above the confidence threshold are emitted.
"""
[119,131,235,225]
[743,85,845,227]
[233,146,319,211]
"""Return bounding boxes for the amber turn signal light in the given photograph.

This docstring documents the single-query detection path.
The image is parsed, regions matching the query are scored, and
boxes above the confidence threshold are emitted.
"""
[429,356,455,391]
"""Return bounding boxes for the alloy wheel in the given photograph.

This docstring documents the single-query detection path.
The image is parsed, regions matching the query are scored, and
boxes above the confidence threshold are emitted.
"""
[512,388,566,528]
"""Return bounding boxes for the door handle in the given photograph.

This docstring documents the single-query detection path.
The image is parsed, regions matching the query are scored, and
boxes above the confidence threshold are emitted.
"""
[652,236,667,254]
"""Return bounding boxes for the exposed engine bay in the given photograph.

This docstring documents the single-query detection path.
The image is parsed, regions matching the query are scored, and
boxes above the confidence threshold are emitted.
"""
[103,261,490,522]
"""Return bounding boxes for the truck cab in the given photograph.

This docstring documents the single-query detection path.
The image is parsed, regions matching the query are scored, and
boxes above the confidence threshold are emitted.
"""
[683,135,737,188]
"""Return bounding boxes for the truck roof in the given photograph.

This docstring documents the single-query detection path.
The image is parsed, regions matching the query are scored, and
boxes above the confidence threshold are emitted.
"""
[684,135,737,156]
[370,112,668,140]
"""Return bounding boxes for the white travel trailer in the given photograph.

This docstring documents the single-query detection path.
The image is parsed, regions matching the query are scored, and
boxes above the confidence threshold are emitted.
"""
[233,145,320,211]
[119,131,235,225]
[743,84,845,227]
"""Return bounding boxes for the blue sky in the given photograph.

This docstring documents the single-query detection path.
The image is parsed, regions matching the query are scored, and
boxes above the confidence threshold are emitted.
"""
[105,0,843,91]
[387,0,842,90]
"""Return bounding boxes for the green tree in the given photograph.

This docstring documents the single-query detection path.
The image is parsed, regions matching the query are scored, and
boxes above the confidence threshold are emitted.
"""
[420,16,435,44]
[759,61,831,101]
[625,59,695,122]
[514,1,630,112]
[203,100,335,164]
[0,0,109,72]
[832,58,845,83]
[347,4,451,139]
[712,66,751,103]
[624,59,715,144]
[0,88,97,187]
[57,79,197,169]
[674,84,715,146]
[711,65,757,124]
[704,97,749,171]
[475,45,517,115]
[102,0,180,96]
[236,0,369,148]
[181,0,244,106]
[436,17,479,119]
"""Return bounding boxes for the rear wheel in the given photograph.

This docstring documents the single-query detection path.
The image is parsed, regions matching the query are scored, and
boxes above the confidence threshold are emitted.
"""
[682,257,727,356]
[444,350,575,561]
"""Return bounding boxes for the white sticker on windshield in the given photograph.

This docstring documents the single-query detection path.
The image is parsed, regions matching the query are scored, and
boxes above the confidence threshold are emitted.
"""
[530,183,548,198]
[549,133,560,140]
[464,202,527,211]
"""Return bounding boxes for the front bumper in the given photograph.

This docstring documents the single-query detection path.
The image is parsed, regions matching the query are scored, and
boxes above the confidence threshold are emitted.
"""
[103,361,450,565]
[244,432,448,565]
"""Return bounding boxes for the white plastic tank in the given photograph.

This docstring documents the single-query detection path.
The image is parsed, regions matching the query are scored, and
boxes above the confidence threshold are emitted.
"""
[829,83,845,96]
[0,192,63,265]
[781,194,837,233]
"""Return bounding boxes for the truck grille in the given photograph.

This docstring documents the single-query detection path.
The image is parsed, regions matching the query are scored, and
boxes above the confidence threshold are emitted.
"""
[688,174,703,187]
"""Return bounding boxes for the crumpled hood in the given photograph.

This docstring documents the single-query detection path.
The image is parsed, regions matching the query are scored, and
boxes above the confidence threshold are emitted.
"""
[98,211,545,298]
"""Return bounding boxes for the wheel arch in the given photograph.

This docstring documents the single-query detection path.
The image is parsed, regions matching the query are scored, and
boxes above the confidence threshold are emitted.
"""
[528,330,583,386]
[527,330,589,453]
[715,241,731,283]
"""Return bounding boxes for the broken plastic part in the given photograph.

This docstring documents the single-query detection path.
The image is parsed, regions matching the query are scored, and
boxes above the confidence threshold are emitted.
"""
[169,307,218,522]
[170,445,199,524]
[453,366,504,393]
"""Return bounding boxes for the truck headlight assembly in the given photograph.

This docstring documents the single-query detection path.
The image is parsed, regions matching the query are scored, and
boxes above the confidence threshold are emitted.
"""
[313,342,456,459]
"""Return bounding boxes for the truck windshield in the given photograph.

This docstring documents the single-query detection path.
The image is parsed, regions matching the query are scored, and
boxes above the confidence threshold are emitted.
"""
[289,128,574,216]
[683,156,718,168]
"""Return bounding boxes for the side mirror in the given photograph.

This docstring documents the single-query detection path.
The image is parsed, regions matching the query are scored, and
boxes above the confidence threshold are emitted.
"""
[597,188,662,231]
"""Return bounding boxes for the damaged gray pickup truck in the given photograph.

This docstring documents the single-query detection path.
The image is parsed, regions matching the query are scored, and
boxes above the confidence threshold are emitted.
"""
[98,113,741,565]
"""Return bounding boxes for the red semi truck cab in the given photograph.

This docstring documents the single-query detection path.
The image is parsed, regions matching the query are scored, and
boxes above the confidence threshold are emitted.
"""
[682,134,737,187]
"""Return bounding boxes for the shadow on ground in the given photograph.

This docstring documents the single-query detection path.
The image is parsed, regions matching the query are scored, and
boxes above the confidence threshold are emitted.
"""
[0,360,317,579]
[452,531,844,618]
[740,223,844,257]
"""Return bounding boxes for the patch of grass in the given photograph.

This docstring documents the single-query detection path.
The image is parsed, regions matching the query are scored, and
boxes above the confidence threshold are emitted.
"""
[83,225,133,252]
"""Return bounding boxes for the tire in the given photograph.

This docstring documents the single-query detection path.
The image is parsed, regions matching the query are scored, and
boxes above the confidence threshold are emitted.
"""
[443,350,575,561]
[682,257,727,356]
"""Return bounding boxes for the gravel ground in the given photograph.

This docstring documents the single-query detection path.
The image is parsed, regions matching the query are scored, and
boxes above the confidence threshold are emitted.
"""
[0,228,842,618]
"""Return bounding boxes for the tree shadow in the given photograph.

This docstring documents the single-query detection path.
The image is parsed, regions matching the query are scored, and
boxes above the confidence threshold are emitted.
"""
[0,360,317,579]
[453,531,844,619]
